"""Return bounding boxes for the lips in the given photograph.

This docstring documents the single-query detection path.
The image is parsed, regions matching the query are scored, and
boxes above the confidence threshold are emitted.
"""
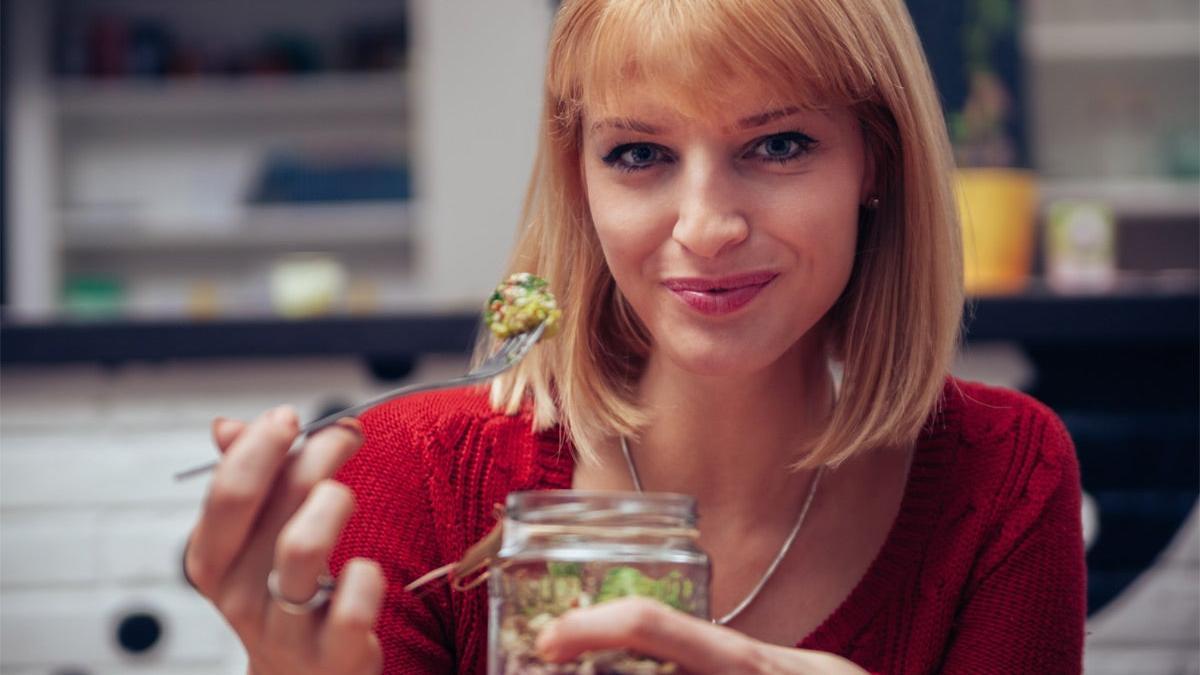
[662,272,778,316]
[662,271,779,293]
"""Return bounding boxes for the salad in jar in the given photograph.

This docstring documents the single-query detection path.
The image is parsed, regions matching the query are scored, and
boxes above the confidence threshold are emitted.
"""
[492,559,707,674]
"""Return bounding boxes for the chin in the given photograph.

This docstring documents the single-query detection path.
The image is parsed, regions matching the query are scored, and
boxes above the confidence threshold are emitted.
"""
[661,337,786,378]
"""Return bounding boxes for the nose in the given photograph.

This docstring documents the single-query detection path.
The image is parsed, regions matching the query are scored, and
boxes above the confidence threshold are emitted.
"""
[671,158,749,259]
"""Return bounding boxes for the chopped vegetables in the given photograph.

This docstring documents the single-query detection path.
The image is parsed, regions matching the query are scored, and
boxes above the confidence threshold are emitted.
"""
[596,568,695,611]
[493,561,702,674]
[485,273,563,340]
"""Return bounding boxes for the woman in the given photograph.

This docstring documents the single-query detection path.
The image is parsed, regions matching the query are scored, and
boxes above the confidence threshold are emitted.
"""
[184,0,1086,673]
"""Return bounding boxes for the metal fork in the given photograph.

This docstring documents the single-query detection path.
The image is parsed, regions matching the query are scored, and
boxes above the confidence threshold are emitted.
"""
[172,322,547,481]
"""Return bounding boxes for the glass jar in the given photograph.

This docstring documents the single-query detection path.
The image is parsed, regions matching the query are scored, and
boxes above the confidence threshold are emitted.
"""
[488,490,710,674]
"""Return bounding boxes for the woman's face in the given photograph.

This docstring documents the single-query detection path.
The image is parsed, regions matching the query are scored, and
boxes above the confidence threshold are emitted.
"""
[581,81,870,377]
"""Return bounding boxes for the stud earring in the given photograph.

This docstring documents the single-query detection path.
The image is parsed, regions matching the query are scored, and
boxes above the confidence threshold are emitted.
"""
[864,196,881,210]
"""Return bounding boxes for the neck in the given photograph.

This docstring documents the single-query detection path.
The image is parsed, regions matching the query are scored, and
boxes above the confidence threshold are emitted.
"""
[627,337,834,524]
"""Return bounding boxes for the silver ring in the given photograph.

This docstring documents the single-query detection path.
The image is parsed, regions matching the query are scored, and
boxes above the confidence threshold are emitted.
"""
[267,569,336,615]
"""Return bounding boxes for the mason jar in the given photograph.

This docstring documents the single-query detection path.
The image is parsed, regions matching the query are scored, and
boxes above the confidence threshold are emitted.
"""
[488,490,711,674]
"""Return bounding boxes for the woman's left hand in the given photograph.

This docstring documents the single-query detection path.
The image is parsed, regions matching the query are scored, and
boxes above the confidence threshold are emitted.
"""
[534,597,869,675]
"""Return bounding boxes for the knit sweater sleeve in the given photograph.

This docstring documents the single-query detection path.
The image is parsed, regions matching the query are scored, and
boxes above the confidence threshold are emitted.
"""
[939,403,1087,674]
[329,401,456,674]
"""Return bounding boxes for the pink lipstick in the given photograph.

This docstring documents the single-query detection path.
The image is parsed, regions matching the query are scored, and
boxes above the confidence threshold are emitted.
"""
[662,272,778,316]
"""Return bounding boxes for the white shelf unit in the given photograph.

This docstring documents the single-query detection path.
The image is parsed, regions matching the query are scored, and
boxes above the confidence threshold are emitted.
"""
[61,201,414,253]
[1040,179,1200,219]
[53,67,416,316]
[1025,21,1200,60]
[6,0,555,321]
[56,71,410,120]
[1024,6,1200,222]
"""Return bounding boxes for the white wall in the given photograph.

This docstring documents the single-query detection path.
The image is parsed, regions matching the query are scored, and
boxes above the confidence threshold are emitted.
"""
[413,0,554,305]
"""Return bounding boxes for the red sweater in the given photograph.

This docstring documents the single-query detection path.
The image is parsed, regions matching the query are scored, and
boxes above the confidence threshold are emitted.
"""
[330,378,1086,674]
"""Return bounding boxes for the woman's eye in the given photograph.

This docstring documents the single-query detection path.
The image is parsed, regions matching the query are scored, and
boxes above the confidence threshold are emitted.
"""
[749,132,817,164]
[602,143,668,173]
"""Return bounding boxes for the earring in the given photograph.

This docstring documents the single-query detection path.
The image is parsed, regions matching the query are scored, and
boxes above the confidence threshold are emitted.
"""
[864,196,881,210]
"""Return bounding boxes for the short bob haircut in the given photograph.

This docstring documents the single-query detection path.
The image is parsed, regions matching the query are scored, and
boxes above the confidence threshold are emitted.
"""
[482,0,963,469]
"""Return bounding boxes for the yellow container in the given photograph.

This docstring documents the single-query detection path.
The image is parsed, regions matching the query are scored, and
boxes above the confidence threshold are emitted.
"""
[955,168,1038,295]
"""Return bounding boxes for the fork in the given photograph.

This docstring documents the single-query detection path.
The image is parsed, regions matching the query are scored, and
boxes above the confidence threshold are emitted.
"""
[172,322,548,481]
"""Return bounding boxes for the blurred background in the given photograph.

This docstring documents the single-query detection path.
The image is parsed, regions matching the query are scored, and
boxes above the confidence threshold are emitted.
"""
[0,0,1197,673]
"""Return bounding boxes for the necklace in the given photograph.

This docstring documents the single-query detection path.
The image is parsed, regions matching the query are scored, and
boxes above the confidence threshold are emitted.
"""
[619,436,824,626]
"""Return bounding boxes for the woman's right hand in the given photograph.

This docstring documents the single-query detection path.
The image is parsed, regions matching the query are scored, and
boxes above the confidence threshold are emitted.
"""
[183,405,385,675]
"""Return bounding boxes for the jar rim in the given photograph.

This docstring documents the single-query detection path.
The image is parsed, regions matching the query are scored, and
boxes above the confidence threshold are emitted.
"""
[505,489,698,524]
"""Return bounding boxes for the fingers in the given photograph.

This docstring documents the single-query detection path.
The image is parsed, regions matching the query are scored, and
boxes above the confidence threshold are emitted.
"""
[535,597,761,674]
[215,417,365,632]
[186,405,300,594]
[253,418,364,539]
[321,558,386,674]
[212,417,248,453]
[263,480,356,643]
[184,416,246,592]
[186,406,380,674]
[272,480,355,603]
[279,418,364,505]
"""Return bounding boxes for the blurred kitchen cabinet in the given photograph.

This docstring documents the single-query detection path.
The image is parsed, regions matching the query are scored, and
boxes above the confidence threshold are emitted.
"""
[6,0,553,321]
[1024,1,1200,222]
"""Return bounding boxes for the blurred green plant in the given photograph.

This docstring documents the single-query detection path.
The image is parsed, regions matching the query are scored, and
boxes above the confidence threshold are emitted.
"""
[950,0,1018,167]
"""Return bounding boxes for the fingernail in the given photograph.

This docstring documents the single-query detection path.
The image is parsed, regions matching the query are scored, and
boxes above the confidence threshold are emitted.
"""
[334,417,364,438]
[270,404,298,427]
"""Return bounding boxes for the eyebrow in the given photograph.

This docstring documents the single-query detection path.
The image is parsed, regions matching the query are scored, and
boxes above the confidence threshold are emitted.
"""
[590,106,803,134]
[593,117,660,134]
[736,106,802,129]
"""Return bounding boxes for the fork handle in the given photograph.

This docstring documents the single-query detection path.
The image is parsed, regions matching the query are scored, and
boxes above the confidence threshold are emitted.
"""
[172,374,477,481]
[298,374,476,435]
[173,322,544,481]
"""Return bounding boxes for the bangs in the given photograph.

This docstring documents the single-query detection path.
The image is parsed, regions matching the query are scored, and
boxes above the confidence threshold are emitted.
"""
[549,0,881,123]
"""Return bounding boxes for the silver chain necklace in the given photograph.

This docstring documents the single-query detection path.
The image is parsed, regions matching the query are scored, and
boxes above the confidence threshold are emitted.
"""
[619,437,823,626]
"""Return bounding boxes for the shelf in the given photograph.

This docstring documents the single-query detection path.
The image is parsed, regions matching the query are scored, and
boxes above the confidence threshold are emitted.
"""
[0,312,481,364]
[1025,21,1200,60]
[3,292,1196,364]
[56,71,409,121]
[1039,179,1200,219]
[963,290,1198,344]
[61,201,413,253]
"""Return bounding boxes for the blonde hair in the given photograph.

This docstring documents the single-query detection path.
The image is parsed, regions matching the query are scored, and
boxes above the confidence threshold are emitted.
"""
[480,0,963,468]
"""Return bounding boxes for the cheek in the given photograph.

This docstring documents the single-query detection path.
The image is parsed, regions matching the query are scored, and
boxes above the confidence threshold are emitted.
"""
[796,161,863,257]
[823,198,861,264]
[753,181,860,317]
[586,179,668,277]
[761,180,858,252]
[810,203,860,296]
